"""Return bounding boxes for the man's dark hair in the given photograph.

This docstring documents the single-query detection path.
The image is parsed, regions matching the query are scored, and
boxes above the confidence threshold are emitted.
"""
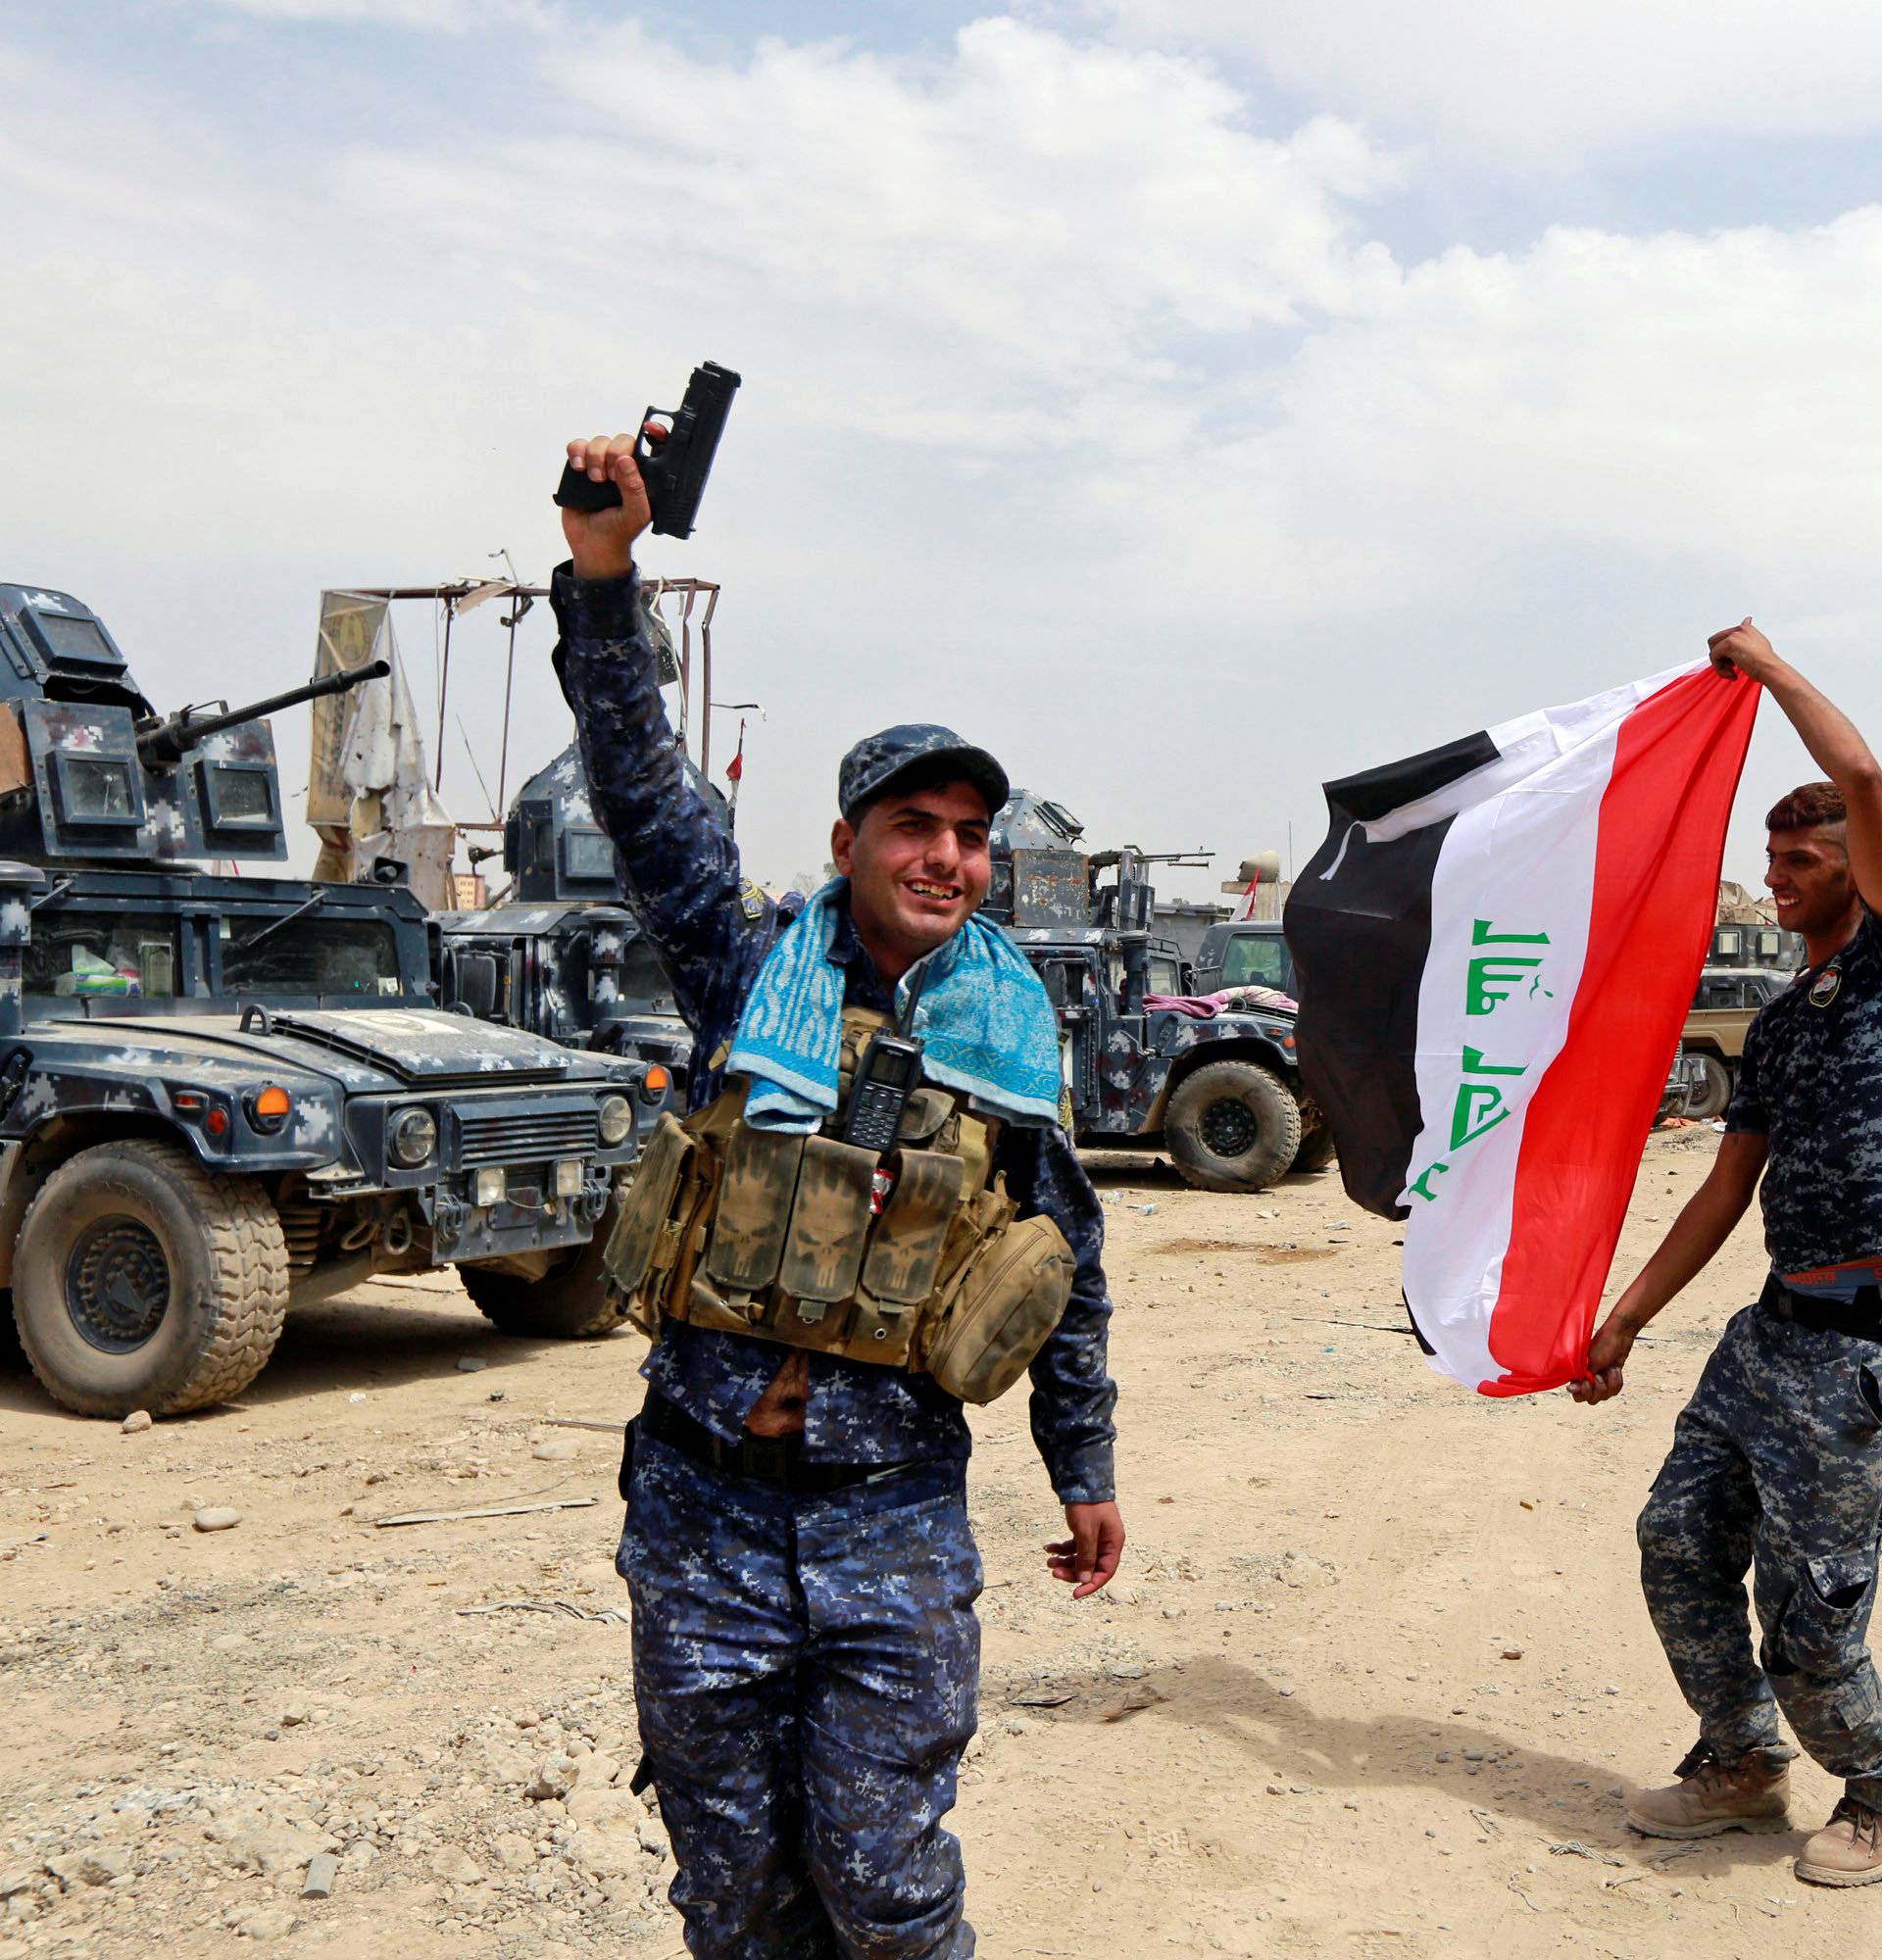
[1765,780,1847,832]
[848,760,990,829]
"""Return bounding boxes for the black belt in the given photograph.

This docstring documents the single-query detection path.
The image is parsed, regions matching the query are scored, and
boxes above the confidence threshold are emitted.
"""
[634,1394,903,1494]
[1760,1274,1882,1340]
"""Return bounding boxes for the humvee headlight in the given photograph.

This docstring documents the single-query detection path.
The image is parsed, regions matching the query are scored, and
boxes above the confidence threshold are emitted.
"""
[389,1106,437,1167]
[554,1158,583,1199]
[472,1166,507,1207]
[598,1093,633,1145]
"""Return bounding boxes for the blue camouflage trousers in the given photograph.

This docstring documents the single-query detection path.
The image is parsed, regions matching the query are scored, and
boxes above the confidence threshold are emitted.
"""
[618,1434,981,1958]
[1637,1300,1882,1806]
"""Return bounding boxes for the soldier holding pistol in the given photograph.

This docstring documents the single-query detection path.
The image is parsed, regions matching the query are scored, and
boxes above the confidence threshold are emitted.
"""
[550,426,1124,1958]
[1575,621,1882,1887]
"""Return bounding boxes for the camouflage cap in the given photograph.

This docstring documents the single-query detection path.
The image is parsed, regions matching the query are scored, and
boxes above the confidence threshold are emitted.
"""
[837,723,1010,824]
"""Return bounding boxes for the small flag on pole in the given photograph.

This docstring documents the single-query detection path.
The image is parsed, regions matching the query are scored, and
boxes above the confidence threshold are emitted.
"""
[1284,661,1760,1396]
[725,718,745,811]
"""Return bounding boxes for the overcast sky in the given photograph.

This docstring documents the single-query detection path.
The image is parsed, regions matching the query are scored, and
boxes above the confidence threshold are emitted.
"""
[6,0,1881,903]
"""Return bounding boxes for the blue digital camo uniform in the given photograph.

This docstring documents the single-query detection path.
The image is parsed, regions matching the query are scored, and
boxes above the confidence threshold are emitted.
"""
[552,566,1118,1959]
[1637,914,1882,1806]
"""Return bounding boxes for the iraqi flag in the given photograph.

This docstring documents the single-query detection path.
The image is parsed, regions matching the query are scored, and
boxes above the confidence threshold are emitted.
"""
[1284,662,1760,1396]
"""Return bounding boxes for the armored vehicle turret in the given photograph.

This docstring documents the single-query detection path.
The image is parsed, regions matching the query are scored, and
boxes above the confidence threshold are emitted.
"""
[0,584,669,1420]
[437,741,718,1087]
[986,791,1327,1191]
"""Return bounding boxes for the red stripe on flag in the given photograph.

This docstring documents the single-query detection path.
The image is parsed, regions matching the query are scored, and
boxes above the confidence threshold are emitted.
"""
[1479,667,1762,1396]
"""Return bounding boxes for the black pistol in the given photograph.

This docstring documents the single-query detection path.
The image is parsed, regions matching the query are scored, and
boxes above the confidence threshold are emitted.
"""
[553,361,742,539]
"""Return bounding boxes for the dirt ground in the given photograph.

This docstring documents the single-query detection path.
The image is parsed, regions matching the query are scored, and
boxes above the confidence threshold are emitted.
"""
[1,1126,1868,1958]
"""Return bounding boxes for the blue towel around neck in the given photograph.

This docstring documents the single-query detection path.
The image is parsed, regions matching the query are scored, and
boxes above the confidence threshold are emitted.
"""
[725,880,1064,1134]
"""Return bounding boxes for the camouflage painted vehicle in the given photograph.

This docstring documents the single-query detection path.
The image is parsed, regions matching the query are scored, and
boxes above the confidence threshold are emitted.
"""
[436,740,712,1089]
[0,584,666,1420]
[986,793,1324,1192]
[1193,916,1295,999]
[1680,964,1796,1120]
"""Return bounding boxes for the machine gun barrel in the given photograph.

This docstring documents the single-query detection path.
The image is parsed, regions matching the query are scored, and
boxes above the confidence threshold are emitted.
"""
[136,660,391,767]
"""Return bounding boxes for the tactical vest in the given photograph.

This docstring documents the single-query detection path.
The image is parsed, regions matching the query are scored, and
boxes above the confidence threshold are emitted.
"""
[603,1008,1074,1403]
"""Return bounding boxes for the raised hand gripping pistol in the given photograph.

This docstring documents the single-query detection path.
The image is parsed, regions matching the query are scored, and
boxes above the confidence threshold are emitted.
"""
[553,360,742,539]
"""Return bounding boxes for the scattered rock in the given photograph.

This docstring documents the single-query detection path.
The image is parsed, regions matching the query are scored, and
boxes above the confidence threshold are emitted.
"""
[531,1439,580,1462]
[566,1822,641,1878]
[1277,1548,1338,1591]
[491,1833,536,1871]
[1501,1646,1525,1661]
[526,1750,581,1801]
[192,1507,242,1533]
[572,1750,620,1790]
[456,1357,487,1373]
[567,1785,635,1827]
[121,1410,152,1434]
[279,1705,308,1727]
[207,1796,327,1879]
[48,1844,128,1887]
[230,1905,297,1939]
[431,1847,484,1886]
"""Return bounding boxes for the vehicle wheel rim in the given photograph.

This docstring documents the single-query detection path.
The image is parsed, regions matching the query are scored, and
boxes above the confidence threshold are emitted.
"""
[1200,1098,1259,1158]
[67,1217,172,1353]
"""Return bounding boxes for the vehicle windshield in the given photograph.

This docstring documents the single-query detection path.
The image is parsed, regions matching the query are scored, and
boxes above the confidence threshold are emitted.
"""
[1220,933,1293,992]
[617,936,675,1008]
[220,913,406,998]
[25,911,180,999]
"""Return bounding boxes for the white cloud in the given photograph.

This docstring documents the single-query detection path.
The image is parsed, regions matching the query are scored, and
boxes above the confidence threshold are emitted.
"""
[1096,210,1882,624]
[347,18,1400,399]
[1093,1,1882,158]
[4,8,1881,894]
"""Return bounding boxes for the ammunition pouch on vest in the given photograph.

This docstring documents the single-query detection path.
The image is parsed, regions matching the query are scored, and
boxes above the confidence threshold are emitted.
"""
[603,1008,1075,1403]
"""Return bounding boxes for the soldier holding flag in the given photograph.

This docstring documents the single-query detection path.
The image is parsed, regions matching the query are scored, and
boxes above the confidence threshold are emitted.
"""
[1574,622,1882,1887]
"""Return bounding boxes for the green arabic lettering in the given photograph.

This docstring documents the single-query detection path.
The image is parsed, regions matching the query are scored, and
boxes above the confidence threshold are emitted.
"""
[1465,918,1552,1015]
[1407,1160,1450,1202]
[1450,1082,1511,1151]
[1472,920,1551,947]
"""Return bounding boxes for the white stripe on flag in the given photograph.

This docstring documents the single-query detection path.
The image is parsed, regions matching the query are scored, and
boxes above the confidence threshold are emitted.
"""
[1397,661,1706,1389]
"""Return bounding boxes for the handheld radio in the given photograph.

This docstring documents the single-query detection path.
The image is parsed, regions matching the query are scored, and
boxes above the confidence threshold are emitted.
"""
[841,953,934,1152]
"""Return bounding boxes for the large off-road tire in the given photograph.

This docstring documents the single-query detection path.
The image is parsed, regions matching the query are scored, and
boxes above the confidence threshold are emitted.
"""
[1164,1060,1303,1194]
[1292,1120,1338,1174]
[1685,1054,1734,1122]
[14,1141,288,1418]
[459,1191,630,1340]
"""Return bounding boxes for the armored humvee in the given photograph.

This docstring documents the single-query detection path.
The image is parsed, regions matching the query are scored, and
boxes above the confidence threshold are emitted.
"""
[1193,915,1295,999]
[986,793,1326,1191]
[436,740,711,1087]
[0,584,666,1420]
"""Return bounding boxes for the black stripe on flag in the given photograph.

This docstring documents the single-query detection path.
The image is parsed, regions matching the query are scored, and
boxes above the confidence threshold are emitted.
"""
[1282,728,1499,1219]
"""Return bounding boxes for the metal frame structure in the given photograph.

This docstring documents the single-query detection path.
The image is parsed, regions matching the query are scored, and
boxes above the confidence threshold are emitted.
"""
[337,577,722,815]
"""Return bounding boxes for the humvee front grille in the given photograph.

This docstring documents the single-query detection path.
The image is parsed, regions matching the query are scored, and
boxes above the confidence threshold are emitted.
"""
[457,1106,599,1167]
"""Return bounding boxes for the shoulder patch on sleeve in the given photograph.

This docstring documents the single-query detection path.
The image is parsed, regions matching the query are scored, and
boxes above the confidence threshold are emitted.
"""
[738,877,766,921]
